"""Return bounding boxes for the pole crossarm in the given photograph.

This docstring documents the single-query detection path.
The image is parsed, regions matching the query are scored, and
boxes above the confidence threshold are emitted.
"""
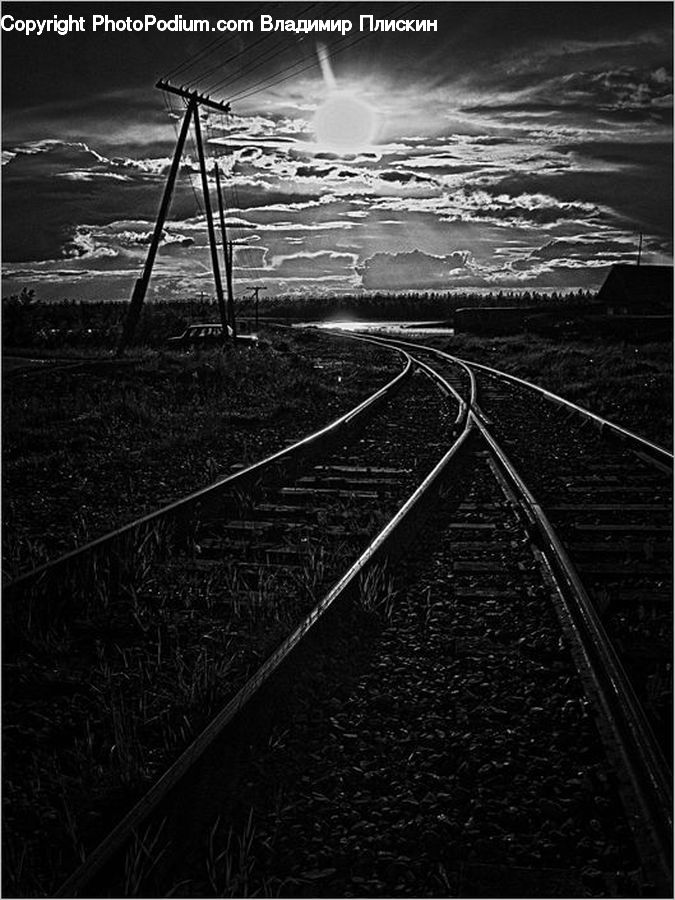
[156,79,231,115]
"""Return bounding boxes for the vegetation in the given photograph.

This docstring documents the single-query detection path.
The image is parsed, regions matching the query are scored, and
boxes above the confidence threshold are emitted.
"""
[2,292,213,350]
[251,288,597,321]
[2,515,342,896]
[3,328,402,897]
[429,333,673,449]
[3,331,398,576]
[2,291,670,895]
[1,289,598,351]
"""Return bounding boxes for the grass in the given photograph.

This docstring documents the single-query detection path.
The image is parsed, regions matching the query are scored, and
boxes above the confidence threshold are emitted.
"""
[427,333,673,449]
[3,330,398,577]
[2,329,405,896]
[358,564,397,623]
[9,324,661,895]
[205,811,259,898]
[2,483,398,896]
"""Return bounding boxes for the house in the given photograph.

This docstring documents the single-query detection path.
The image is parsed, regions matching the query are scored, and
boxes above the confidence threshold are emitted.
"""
[597,265,673,315]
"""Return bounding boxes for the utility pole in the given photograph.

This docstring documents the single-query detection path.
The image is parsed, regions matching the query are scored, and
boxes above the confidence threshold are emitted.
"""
[215,163,237,338]
[117,80,232,354]
[192,105,228,341]
[117,97,195,355]
[637,232,643,267]
[250,285,267,329]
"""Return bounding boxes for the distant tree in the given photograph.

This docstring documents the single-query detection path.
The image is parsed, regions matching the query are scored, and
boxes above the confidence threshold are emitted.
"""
[19,287,36,305]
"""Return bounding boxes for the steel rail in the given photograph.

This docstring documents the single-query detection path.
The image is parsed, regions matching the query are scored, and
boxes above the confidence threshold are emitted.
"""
[336,330,672,891]
[54,347,473,897]
[458,355,673,473]
[329,330,672,472]
[4,353,413,600]
[333,331,474,433]
[468,404,672,893]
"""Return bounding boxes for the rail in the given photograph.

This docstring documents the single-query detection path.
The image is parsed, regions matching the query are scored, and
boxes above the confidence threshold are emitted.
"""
[55,342,473,896]
[469,405,672,892]
[330,331,672,472]
[351,330,672,891]
[4,351,413,601]
[460,355,673,473]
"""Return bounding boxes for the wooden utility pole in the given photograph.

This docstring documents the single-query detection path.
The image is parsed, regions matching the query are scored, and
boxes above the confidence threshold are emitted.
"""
[250,285,267,329]
[117,80,231,354]
[192,105,229,341]
[215,163,237,338]
[117,98,195,355]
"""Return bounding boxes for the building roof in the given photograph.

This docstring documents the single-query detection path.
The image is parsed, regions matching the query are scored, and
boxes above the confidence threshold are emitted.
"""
[597,264,673,308]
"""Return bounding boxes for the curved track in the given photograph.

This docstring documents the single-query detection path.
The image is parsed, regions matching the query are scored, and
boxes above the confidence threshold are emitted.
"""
[349,333,673,890]
[3,334,672,897]
[5,347,465,896]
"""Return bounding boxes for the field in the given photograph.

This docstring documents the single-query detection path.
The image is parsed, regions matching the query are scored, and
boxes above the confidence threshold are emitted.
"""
[3,329,399,577]
[3,309,672,895]
[3,326,409,895]
[425,332,673,450]
[4,321,672,577]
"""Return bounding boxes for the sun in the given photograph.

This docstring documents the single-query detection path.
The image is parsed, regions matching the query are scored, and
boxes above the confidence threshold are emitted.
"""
[313,92,378,151]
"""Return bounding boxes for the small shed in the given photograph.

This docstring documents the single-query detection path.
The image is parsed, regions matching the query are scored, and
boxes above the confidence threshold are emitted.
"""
[597,265,673,315]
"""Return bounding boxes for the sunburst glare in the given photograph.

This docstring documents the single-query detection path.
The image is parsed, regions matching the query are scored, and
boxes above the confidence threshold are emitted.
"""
[313,42,379,151]
[313,92,378,150]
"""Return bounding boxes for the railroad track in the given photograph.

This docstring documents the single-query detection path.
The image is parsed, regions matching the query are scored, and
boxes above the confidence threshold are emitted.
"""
[3,334,672,897]
[359,334,673,751]
[4,346,460,896]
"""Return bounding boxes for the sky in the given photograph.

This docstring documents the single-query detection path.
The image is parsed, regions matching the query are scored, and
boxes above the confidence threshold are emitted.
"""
[1,1,672,302]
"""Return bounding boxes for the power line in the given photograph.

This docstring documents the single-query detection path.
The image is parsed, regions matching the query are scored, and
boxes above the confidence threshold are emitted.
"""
[222,2,421,103]
[200,1,356,95]
[226,30,370,103]
[164,2,290,88]
[164,32,231,82]
[162,2,419,106]
[161,2,285,83]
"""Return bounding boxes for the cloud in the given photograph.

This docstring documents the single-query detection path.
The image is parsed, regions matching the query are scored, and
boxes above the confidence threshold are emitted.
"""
[232,245,268,269]
[528,236,635,261]
[269,250,358,278]
[485,166,672,241]
[3,9,672,300]
[295,164,337,178]
[450,189,601,227]
[378,169,436,185]
[462,65,673,128]
[357,249,475,290]
[2,140,203,262]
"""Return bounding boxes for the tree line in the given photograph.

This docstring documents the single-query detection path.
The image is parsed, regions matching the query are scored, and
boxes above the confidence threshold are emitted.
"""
[2,288,597,349]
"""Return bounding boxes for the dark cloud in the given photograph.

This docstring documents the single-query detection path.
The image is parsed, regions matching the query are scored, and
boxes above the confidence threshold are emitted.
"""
[232,245,267,269]
[295,165,337,178]
[554,66,673,109]
[487,166,672,245]
[552,140,673,168]
[2,141,200,261]
[2,2,672,295]
[475,202,598,227]
[469,137,519,146]
[529,237,631,261]
[379,170,435,185]
[357,249,472,290]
